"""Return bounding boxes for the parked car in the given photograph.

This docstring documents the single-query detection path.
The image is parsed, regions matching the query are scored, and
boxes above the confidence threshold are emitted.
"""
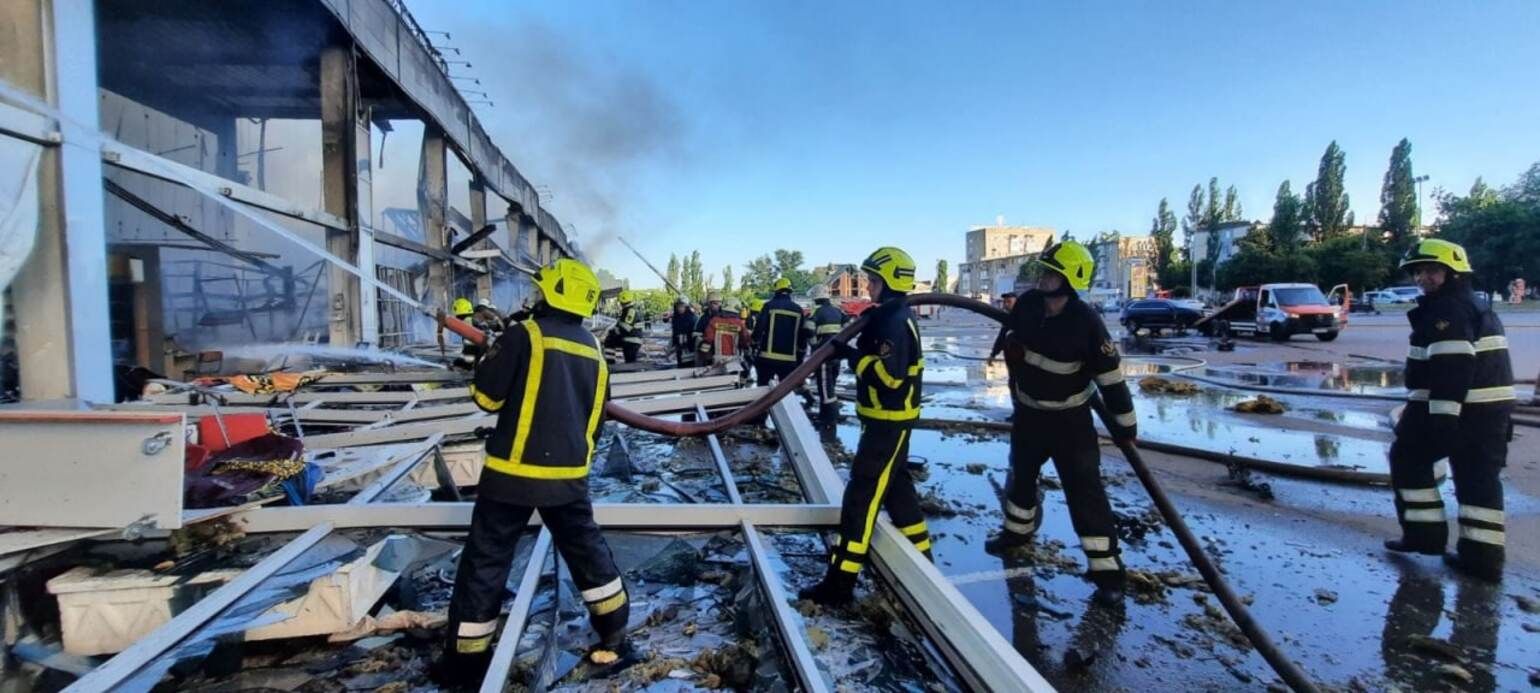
[1197,283,1349,341]
[1383,286,1422,303]
[1121,299,1204,335]
[1360,290,1397,305]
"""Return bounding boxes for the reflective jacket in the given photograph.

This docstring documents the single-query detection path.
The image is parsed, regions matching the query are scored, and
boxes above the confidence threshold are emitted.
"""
[670,309,697,352]
[754,292,808,363]
[1404,287,1515,419]
[693,308,718,354]
[616,305,643,345]
[701,313,747,360]
[469,309,609,506]
[806,301,847,344]
[1000,291,1137,438]
[850,296,923,423]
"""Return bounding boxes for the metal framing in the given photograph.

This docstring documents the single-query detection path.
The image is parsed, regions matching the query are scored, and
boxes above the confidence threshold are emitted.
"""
[478,529,552,693]
[741,520,829,693]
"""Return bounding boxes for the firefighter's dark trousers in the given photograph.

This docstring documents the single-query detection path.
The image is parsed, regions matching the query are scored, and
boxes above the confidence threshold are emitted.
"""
[814,357,842,425]
[755,357,798,387]
[1003,406,1124,584]
[621,342,641,363]
[1389,405,1510,573]
[827,421,932,574]
[446,496,629,661]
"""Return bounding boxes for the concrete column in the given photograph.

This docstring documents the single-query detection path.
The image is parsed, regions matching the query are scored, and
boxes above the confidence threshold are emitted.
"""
[419,127,449,310]
[521,214,539,263]
[5,0,114,402]
[470,178,491,302]
[321,44,361,347]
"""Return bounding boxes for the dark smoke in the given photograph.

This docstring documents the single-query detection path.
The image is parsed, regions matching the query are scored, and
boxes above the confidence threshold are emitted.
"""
[452,17,692,262]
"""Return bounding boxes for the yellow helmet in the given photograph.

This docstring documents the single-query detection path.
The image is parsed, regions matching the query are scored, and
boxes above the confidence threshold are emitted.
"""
[749,298,766,312]
[618,289,635,305]
[534,258,601,317]
[1400,238,1472,274]
[772,277,792,292]
[451,297,475,317]
[1036,240,1094,291]
[860,246,916,292]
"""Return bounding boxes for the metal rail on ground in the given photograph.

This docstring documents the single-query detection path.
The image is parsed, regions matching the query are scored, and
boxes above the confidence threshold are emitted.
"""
[479,529,554,693]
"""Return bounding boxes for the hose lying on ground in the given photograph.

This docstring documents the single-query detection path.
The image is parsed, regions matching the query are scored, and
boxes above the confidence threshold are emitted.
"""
[443,293,1321,692]
[1088,396,1320,693]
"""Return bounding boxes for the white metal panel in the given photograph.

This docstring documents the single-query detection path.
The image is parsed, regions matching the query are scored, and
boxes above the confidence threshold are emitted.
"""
[0,410,185,529]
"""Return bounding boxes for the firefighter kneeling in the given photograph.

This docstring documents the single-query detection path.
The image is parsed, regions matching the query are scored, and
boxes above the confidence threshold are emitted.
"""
[434,258,633,686]
[985,240,1138,606]
[1385,239,1514,583]
[800,246,931,606]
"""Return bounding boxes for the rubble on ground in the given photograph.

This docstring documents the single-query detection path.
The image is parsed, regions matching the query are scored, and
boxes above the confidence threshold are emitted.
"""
[1230,395,1288,414]
[1138,376,1200,395]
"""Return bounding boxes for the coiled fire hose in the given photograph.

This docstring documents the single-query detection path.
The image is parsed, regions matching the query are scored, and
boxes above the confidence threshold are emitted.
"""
[442,293,1320,692]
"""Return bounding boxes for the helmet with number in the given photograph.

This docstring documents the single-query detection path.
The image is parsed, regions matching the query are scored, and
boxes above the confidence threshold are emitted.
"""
[618,289,635,305]
[860,246,916,292]
[533,258,601,318]
[772,277,792,292]
[809,285,831,302]
[1399,238,1472,274]
[1035,240,1094,292]
[451,297,475,318]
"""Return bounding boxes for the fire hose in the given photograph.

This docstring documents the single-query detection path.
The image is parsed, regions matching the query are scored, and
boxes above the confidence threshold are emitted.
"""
[441,293,1319,692]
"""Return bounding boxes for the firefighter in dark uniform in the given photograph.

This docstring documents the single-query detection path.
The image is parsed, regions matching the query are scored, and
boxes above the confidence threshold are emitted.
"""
[613,290,643,363]
[804,284,849,426]
[984,240,1138,606]
[434,258,631,686]
[1384,239,1514,582]
[752,277,809,387]
[437,298,483,370]
[799,247,930,606]
[669,296,697,369]
[693,292,722,367]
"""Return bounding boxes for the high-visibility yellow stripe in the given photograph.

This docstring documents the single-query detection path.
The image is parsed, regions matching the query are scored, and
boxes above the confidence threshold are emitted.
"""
[1005,499,1037,521]
[1088,557,1121,572]
[1427,340,1475,357]
[582,578,624,602]
[1397,487,1440,502]
[1114,411,1137,427]
[1402,508,1446,522]
[856,404,920,421]
[817,324,842,335]
[468,383,503,413]
[912,539,932,553]
[872,360,903,389]
[839,560,863,574]
[511,321,546,463]
[1081,536,1112,552]
[1465,386,1515,403]
[759,351,797,362]
[1015,383,1095,411]
[458,620,498,637]
[1429,400,1462,416]
[457,635,492,653]
[1003,518,1036,534]
[1459,505,1504,523]
[899,521,928,537]
[1021,348,1082,375]
[1474,335,1507,352]
[855,429,909,561]
[856,355,877,376]
[485,454,591,479]
[1458,526,1504,546]
[1407,346,1428,361]
[1095,368,1124,386]
[589,591,628,615]
[584,356,608,466]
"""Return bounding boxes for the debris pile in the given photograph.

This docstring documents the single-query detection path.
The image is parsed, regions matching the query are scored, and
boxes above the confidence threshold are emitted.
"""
[1138,376,1200,395]
[1230,395,1288,414]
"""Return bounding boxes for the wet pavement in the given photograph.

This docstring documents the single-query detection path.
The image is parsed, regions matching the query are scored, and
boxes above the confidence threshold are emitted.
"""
[821,413,1540,691]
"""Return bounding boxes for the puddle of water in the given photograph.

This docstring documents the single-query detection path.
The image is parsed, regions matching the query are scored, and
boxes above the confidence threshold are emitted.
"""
[1202,362,1405,395]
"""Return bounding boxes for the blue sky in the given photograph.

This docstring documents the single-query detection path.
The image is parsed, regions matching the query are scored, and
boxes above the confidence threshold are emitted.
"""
[405,1,1540,290]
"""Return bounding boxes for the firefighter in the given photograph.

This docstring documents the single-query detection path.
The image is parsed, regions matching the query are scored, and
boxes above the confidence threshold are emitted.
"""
[799,247,929,606]
[694,292,723,367]
[1384,238,1514,583]
[984,240,1138,606]
[987,291,1019,362]
[434,258,631,686]
[804,284,849,426]
[752,278,809,388]
[701,297,748,376]
[437,297,482,370]
[669,296,697,369]
[613,290,644,363]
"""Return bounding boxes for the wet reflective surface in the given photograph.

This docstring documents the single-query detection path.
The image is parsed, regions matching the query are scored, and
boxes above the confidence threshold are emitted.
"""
[1202,361,1406,395]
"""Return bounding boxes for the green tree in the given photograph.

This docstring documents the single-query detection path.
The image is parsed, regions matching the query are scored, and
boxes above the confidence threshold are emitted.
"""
[1435,163,1540,292]
[772,249,804,278]
[740,255,776,294]
[1149,197,1180,289]
[665,253,680,293]
[683,250,705,302]
[1183,184,1204,240]
[1378,138,1418,254]
[1269,180,1304,252]
[934,259,949,293]
[1204,178,1224,229]
[1223,185,1244,221]
[1306,235,1392,292]
[1216,243,1319,291]
[1310,141,1351,240]
[721,265,734,296]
